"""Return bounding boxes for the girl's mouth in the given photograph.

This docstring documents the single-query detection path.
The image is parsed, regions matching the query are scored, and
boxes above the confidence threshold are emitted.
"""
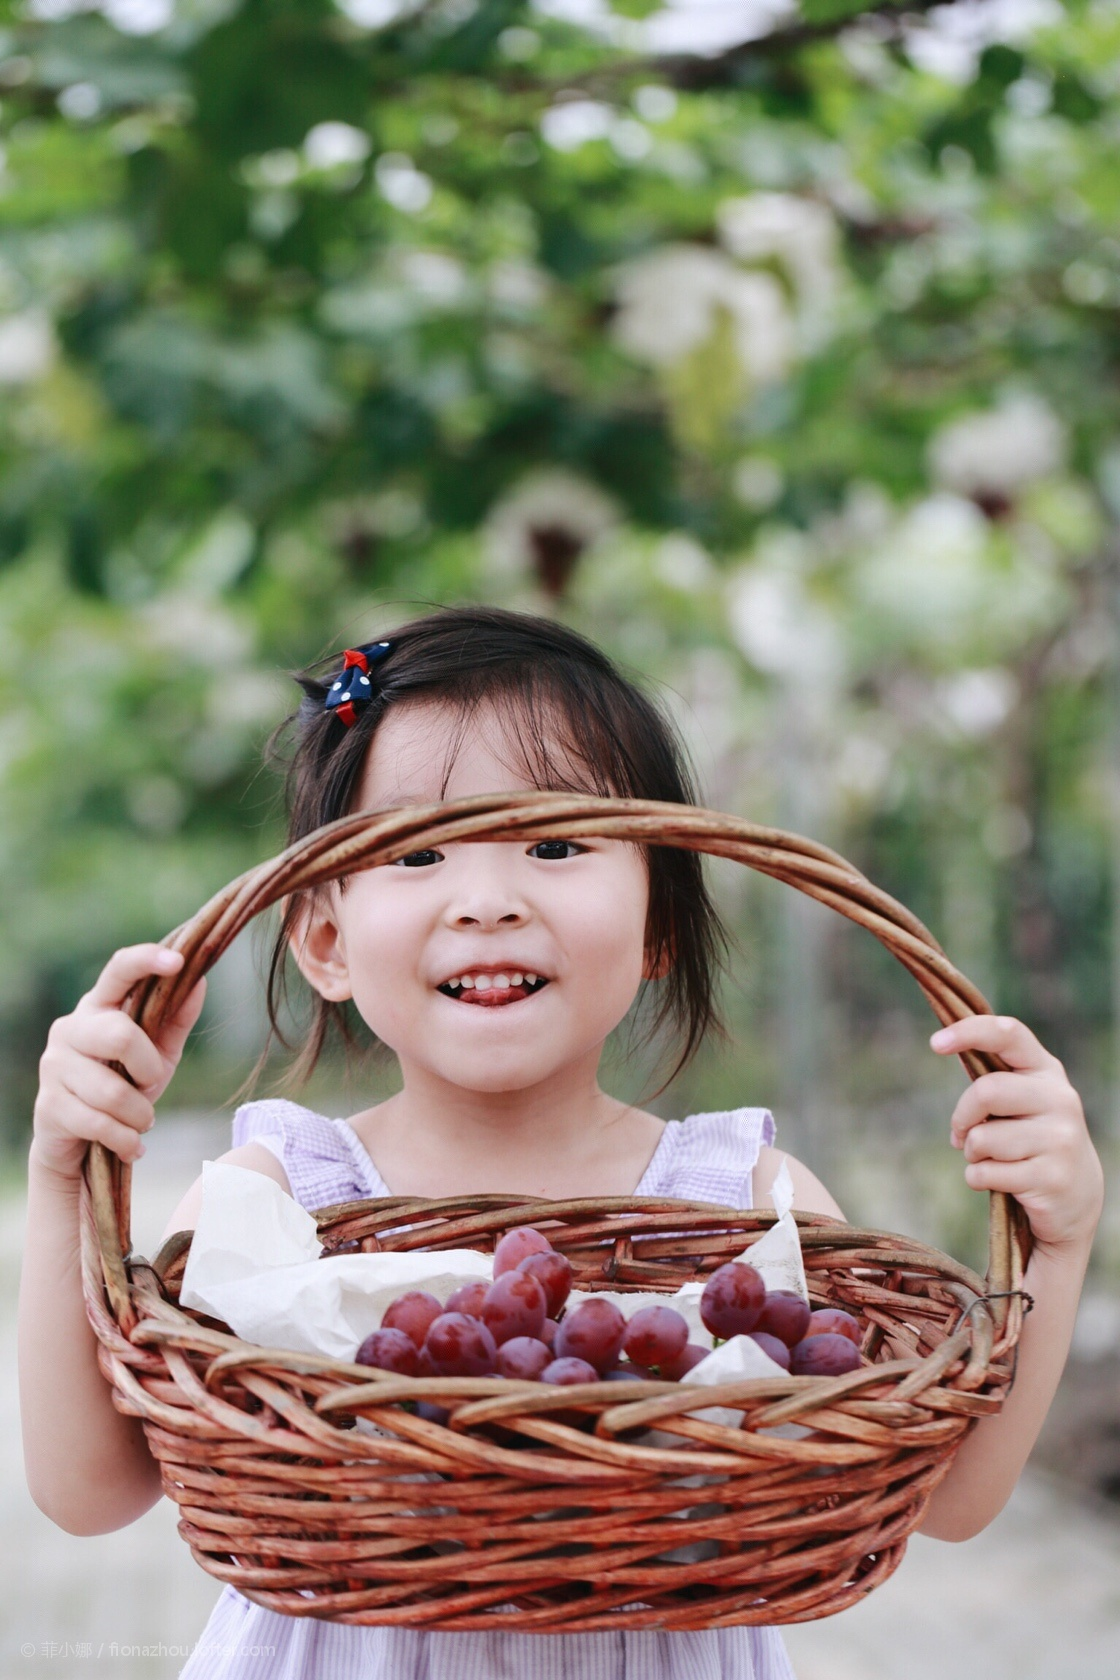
[437,974,551,1007]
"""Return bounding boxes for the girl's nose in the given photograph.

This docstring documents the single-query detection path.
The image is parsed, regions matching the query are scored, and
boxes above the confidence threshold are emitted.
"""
[444,850,528,928]
[454,906,523,927]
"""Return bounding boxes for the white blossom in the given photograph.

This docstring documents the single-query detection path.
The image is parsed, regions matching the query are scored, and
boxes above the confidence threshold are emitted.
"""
[0,311,56,384]
[487,259,549,312]
[483,469,619,589]
[936,668,1019,736]
[540,101,614,152]
[654,533,713,591]
[397,250,469,308]
[734,456,784,511]
[904,0,1063,87]
[727,551,843,690]
[102,0,173,32]
[928,393,1067,499]
[612,244,793,384]
[336,0,424,25]
[856,493,991,637]
[854,491,1067,656]
[374,154,432,213]
[717,192,842,346]
[304,122,371,171]
[138,596,253,668]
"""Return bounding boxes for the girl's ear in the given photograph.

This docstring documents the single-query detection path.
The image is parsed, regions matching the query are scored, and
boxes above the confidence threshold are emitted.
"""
[643,939,674,982]
[287,890,353,1003]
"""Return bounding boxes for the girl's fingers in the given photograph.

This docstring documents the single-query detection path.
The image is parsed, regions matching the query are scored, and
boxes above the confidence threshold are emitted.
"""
[930,1013,1061,1074]
[66,1010,166,1093]
[959,1117,1052,1164]
[82,943,184,1013]
[962,1156,1056,1196]
[155,975,207,1065]
[60,1058,155,1135]
[949,1070,1065,1144]
[53,1089,149,1163]
[75,945,204,1074]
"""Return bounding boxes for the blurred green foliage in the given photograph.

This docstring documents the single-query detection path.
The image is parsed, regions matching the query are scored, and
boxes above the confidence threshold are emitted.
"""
[0,0,1118,1201]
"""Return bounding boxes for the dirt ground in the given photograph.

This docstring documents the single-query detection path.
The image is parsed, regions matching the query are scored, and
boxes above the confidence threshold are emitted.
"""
[5,1124,1119,1679]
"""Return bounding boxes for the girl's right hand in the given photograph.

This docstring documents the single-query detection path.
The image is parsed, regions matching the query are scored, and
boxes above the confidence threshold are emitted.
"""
[31,944,207,1183]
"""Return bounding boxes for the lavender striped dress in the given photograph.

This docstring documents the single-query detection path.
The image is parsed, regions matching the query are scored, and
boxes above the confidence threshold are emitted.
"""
[178,1101,796,1680]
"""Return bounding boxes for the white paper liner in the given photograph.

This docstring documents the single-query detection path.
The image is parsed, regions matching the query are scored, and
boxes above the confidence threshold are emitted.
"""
[180,1162,492,1360]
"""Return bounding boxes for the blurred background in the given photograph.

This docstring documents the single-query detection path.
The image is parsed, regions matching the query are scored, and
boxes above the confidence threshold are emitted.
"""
[1,0,1118,1672]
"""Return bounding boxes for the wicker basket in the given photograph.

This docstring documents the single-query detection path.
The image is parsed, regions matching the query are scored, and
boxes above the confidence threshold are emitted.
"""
[82,792,1030,1632]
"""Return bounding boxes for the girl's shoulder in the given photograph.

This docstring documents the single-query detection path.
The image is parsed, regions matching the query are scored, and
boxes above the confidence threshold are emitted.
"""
[230,1097,377,1210]
[642,1106,775,1207]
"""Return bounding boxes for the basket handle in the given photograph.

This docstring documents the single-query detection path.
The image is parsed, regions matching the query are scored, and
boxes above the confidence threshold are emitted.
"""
[86,791,1030,1334]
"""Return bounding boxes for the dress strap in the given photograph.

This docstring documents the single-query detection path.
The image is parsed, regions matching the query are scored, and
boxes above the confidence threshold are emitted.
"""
[637,1108,775,1209]
[231,1099,377,1211]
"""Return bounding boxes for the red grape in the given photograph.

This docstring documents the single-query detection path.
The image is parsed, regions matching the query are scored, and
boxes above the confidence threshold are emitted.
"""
[621,1305,689,1371]
[540,1318,558,1349]
[700,1262,765,1338]
[446,1281,488,1318]
[756,1291,811,1348]
[749,1332,791,1371]
[482,1270,547,1345]
[660,1341,709,1381]
[382,1290,443,1349]
[541,1357,599,1385]
[790,1333,861,1376]
[416,1399,449,1425]
[604,1365,646,1383]
[493,1226,553,1276]
[517,1250,573,1317]
[423,1312,498,1376]
[554,1298,626,1374]
[496,1336,553,1380]
[354,1327,419,1376]
[802,1308,862,1346]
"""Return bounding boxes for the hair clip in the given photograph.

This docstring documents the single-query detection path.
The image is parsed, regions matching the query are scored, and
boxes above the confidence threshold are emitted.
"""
[324,640,393,728]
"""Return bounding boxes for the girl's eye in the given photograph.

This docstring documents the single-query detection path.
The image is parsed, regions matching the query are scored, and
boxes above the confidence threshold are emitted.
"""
[528,840,585,861]
[393,849,444,868]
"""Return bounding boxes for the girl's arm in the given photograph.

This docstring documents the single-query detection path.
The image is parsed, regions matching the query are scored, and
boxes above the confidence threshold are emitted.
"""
[756,1015,1102,1543]
[916,1014,1102,1540]
[20,1153,166,1535]
[20,1137,289,1537]
[917,1232,1090,1539]
[18,944,212,1536]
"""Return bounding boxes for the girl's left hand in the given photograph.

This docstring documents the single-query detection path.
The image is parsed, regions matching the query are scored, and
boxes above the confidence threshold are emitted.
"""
[931,1014,1104,1254]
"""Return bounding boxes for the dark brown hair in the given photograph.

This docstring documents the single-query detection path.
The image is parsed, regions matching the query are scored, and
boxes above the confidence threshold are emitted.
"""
[241,604,729,1100]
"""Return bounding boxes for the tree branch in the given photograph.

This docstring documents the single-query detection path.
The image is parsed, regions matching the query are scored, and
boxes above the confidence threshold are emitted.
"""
[545,0,955,96]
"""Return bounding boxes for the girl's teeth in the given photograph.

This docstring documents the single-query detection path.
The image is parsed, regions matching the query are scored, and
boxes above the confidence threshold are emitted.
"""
[460,975,475,989]
[474,974,493,991]
[510,972,523,986]
[525,973,537,986]
[448,977,462,989]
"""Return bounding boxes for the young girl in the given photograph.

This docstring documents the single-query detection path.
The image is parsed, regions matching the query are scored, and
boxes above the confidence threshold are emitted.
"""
[21,605,1103,1680]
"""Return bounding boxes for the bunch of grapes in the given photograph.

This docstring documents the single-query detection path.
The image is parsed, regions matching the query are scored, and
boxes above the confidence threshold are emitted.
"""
[699,1263,864,1376]
[351,1230,865,1388]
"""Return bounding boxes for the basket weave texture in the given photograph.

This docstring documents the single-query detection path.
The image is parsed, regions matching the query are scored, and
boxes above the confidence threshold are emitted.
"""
[82,793,1030,1632]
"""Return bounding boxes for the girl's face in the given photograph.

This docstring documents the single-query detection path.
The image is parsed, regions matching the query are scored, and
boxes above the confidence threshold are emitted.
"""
[293,700,659,1098]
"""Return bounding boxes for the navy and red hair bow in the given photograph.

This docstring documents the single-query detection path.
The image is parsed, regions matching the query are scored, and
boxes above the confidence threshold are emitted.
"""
[324,640,393,728]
